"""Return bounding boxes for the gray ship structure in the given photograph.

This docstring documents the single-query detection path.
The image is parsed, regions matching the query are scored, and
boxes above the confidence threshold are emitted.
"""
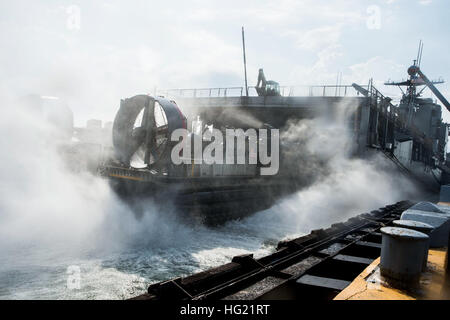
[99,49,450,224]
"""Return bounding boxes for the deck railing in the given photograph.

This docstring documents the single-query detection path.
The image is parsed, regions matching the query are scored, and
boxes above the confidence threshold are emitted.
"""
[155,84,368,99]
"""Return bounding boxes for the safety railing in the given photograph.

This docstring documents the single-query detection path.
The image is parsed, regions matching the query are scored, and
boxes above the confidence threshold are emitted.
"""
[156,84,368,98]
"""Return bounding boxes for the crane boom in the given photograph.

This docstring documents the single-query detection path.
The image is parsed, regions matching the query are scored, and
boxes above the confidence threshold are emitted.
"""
[351,83,369,97]
[414,67,450,112]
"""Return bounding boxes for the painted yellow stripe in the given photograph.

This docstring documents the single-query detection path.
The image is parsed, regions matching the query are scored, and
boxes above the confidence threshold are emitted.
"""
[109,173,144,181]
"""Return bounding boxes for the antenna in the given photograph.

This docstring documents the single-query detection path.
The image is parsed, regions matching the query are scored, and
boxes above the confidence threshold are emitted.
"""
[416,40,424,67]
[242,26,249,97]
[419,41,423,67]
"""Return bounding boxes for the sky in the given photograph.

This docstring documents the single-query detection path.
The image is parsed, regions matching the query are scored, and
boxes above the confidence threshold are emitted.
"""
[0,0,449,126]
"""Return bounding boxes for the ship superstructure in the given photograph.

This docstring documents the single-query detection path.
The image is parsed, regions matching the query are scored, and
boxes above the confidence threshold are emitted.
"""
[384,41,450,187]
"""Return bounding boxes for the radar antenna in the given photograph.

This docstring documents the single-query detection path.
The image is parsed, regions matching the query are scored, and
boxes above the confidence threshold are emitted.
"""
[384,40,448,111]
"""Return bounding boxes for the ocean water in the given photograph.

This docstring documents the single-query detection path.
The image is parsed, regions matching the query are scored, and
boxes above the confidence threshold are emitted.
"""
[0,166,418,301]
[0,205,305,300]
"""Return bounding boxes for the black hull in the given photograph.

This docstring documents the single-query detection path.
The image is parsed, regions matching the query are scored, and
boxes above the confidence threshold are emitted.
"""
[108,173,303,225]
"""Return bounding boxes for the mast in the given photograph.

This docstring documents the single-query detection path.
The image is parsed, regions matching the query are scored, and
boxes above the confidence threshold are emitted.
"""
[242,26,249,97]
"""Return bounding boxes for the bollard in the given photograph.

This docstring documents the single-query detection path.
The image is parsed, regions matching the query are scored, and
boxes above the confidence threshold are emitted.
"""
[392,220,434,271]
[380,227,429,287]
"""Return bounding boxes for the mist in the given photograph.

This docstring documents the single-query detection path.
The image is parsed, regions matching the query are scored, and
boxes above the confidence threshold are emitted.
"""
[0,93,192,258]
[241,100,422,238]
[0,92,213,299]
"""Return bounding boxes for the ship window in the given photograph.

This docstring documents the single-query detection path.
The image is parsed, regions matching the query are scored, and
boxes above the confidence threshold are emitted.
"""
[266,83,279,92]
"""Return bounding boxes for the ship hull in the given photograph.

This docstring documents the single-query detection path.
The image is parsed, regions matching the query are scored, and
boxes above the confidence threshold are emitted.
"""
[106,169,304,225]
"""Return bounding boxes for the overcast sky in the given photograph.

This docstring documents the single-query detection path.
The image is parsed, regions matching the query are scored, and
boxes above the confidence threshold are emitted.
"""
[1,0,449,125]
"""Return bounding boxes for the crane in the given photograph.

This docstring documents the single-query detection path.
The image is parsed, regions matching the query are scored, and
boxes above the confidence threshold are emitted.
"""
[255,68,281,96]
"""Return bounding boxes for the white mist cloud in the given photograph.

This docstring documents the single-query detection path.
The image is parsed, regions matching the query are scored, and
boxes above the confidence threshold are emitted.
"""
[419,0,433,5]
[241,100,421,238]
[0,92,195,263]
[290,25,343,51]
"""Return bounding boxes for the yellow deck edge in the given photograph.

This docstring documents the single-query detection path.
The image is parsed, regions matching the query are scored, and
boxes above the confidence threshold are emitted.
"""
[334,248,450,300]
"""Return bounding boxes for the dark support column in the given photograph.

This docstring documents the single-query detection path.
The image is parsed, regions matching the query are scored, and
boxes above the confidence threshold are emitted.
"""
[143,97,156,166]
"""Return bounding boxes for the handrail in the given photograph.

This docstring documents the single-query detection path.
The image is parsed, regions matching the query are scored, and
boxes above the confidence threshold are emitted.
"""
[155,84,368,98]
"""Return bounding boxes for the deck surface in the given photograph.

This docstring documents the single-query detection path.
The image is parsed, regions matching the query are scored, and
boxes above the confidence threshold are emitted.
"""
[334,248,450,300]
